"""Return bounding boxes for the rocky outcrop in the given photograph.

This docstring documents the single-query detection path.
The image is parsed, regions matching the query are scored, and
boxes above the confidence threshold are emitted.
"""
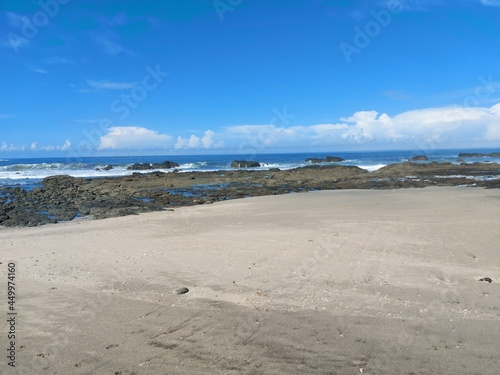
[1,162,499,227]
[410,155,428,161]
[230,160,261,168]
[127,161,179,170]
[305,156,344,164]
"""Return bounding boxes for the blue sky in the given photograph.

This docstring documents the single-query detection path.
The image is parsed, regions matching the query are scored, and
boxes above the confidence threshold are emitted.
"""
[1,0,500,157]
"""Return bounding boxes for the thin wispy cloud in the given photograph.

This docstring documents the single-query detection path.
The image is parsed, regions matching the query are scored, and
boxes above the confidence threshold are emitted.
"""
[92,34,125,56]
[380,0,443,11]
[43,56,75,65]
[86,80,137,90]
[68,119,103,124]
[98,12,128,27]
[432,76,500,103]
[480,0,500,6]
[0,35,28,50]
[4,11,24,27]
[383,90,410,100]
[25,65,48,74]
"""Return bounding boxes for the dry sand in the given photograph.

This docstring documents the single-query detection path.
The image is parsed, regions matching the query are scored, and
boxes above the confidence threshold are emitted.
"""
[1,187,499,374]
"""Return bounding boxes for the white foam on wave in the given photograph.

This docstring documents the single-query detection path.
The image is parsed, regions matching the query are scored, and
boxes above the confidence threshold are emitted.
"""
[178,161,208,169]
[359,164,387,172]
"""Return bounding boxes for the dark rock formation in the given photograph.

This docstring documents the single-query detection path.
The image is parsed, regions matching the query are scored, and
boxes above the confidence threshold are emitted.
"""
[127,163,152,170]
[127,161,179,170]
[152,161,180,169]
[479,277,492,283]
[325,156,345,162]
[231,160,261,168]
[410,155,428,161]
[103,165,113,170]
[305,156,344,164]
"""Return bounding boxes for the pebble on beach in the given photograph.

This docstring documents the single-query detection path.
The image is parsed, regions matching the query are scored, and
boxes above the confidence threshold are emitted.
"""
[478,277,493,283]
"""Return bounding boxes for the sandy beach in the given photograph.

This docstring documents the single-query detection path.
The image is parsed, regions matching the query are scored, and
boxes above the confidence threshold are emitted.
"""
[1,186,499,374]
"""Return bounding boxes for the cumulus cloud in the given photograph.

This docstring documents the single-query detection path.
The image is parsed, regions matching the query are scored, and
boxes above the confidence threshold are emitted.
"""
[98,126,172,150]
[33,140,72,151]
[224,103,500,149]
[174,130,223,150]
[1,142,24,151]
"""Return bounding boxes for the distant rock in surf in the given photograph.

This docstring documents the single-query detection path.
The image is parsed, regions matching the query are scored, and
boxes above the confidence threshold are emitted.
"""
[230,160,261,168]
[127,161,179,170]
[410,155,428,161]
[305,156,344,164]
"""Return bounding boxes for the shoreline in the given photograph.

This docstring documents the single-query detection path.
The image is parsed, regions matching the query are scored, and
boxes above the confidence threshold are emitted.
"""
[1,187,499,374]
[1,161,500,227]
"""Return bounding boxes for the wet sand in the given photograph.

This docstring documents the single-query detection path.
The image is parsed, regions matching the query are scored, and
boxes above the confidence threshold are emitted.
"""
[1,187,499,374]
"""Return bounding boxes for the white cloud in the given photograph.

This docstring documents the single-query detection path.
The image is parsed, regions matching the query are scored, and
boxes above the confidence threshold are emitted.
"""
[1,142,24,151]
[223,103,500,149]
[61,140,71,150]
[86,80,136,90]
[28,140,72,151]
[98,126,172,150]
[175,130,223,150]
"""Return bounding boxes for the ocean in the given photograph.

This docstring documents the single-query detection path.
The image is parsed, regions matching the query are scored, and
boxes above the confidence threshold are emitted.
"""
[1,148,500,190]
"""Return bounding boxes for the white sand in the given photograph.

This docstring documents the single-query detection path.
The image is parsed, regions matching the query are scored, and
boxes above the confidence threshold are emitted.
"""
[1,187,499,374]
